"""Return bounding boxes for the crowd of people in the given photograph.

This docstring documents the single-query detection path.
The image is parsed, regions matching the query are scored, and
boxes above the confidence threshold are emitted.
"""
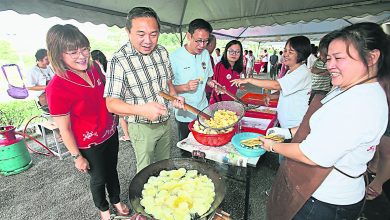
[24,5,390,220]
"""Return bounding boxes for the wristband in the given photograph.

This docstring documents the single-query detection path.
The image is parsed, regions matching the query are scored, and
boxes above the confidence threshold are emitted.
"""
[72,153,81,160]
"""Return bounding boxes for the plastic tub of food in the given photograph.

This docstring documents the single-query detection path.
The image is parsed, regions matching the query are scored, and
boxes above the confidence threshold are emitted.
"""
[188,120,236,147]
[231,132,266,157]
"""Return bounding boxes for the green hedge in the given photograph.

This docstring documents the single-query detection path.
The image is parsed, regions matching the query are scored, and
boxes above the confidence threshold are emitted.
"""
[0,100,42,129]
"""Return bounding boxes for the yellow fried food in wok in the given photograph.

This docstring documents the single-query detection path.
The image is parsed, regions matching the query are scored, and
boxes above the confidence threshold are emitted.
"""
[140,168,215,220]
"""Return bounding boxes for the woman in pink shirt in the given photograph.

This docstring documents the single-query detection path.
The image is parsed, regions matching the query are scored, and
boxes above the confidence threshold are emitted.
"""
[45,24,128,220]
[210,40,244,104]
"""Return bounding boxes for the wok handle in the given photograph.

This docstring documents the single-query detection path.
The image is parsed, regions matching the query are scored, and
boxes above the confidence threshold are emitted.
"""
[192,150,207,163]
[158,91,211,120]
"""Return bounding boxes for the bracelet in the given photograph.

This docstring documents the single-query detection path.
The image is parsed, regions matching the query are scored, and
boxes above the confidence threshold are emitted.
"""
[269,143,276,153]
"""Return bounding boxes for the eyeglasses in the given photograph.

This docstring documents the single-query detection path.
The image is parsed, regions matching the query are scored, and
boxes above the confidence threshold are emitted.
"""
[228,50,241,55]
[194,39,209,45]
[65,47,91,59]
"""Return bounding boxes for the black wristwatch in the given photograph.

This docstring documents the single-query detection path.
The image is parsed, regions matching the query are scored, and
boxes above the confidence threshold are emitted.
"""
[72,153,81,160]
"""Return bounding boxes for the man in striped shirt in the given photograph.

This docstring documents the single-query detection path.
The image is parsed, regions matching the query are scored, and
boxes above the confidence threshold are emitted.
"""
[309,35,332,103]
[104,7,184,172]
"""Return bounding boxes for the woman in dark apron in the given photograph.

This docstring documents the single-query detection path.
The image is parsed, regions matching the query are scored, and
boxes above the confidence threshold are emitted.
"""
[259,22,390,220]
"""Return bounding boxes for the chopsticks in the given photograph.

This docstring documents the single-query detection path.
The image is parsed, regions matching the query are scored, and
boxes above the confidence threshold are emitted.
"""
[213,81,248,106]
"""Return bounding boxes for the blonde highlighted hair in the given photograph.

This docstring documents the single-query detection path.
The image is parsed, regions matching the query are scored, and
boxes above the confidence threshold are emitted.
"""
[46,24,91,78]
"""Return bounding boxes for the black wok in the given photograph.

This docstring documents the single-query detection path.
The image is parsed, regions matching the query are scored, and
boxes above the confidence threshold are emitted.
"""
[129,158,226,219]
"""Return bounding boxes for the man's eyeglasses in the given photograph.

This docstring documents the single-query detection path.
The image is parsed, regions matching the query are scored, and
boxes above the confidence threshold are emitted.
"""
[65,47,91,59]
[228,50,241,55]
[194,39,209,45]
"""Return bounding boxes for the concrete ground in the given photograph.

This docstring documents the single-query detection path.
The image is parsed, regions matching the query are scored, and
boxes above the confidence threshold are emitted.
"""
[1,72,389,220]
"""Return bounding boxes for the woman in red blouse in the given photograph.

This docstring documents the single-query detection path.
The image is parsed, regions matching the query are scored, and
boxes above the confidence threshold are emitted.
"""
[45,24,128,220]
[210,40,244,104]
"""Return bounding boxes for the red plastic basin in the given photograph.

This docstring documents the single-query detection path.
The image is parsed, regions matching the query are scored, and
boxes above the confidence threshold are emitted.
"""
[188,120,236,147]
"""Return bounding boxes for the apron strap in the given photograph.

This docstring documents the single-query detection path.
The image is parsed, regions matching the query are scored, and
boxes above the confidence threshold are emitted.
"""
[333,166,365,178]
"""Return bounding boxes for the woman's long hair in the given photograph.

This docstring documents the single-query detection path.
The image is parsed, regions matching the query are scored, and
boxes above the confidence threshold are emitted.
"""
[220,40,243,73]
[46,24,91,78]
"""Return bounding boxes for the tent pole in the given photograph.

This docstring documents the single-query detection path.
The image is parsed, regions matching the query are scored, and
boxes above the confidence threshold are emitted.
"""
[178,0,189,46]
[237,27,248,39]
[343,19,353,25]
[180,31,183,46]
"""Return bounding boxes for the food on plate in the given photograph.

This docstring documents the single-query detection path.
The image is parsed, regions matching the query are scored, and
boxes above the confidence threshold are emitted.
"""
[141,168,215,220]
[205,109,238,129]
[240,133,284,148]
[240,138,262,148]
[266,133,284,142]
[193,120,233,134]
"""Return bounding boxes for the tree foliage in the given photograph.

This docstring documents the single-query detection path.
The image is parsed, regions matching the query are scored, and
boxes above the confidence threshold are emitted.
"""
[0,40,18,63]
[0,100,41,129]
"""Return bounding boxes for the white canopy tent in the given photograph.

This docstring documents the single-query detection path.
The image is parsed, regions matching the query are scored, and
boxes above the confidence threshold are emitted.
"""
[214,13,390,42]
[1,0,390,42]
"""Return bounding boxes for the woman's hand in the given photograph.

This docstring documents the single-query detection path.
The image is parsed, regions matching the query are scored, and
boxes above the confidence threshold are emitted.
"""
[258,136,276,152]
[264,95,271,106]
[74,156,90,173]
[230,78,250,87]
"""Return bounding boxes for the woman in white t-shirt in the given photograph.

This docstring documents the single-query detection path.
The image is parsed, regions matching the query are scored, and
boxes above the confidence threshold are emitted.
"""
[231,36,312,130]
[260,22,389,220]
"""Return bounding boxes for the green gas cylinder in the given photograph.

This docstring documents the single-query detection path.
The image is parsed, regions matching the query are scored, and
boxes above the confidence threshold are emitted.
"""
[0,126,32,176]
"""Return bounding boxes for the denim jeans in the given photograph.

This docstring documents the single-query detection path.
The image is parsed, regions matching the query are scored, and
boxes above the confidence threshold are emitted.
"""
[81,130,120,211]
[294,196,365,220]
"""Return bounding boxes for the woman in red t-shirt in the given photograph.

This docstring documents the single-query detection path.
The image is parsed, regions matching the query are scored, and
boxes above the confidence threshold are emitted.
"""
[45,24,128,220]
[210,40,244,104]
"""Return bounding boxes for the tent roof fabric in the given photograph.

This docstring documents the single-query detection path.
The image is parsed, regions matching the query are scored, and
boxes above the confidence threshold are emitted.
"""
[215,12,390,41]
[1,0,390,41]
